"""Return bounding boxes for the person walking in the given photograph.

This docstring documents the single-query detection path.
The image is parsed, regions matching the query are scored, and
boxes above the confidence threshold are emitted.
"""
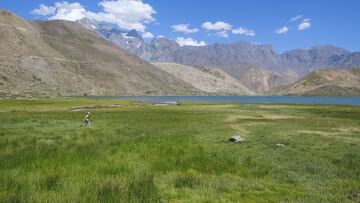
[85,112,91,127]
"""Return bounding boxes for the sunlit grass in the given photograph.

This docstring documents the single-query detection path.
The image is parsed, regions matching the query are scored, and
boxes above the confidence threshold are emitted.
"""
[0,99,359,202]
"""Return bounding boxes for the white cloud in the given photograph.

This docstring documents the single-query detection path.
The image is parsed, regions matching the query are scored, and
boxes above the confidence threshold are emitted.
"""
[31,4,56,16]
[91,0,156,32]
[171,24,199,34]
[175,37,207,47]
[215,31,229,38]
[275,26,289,34]
[142,32,154,39]
[31,0,157,32]
[48,2,87,21]
[157,35,165,38]
[298,19,311,30]
[201,21,232,31]
[290,15,303,22]
[232,27,256,36]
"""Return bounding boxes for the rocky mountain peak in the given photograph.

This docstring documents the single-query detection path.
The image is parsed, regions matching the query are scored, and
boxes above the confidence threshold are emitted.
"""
[0,9,16,17]
[76,17,99,31]
[0,9,32,29]
[126,29,143,41]
[151,37,180,48]
[283,44,349,56]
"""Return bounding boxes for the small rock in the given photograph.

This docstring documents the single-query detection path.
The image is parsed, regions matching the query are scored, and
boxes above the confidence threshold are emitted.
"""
[163,101,178,105]
[276,143,285,147]
[229,135,244,143]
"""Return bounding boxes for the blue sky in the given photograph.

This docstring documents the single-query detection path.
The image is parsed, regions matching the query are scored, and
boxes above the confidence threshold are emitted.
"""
[1,0,359,52]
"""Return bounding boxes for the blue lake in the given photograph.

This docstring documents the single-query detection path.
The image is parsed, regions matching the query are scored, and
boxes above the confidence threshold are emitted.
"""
[87,96,360,106]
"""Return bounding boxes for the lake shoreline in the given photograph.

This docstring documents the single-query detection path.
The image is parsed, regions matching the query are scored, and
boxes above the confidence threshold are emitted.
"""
[75,96,360,106]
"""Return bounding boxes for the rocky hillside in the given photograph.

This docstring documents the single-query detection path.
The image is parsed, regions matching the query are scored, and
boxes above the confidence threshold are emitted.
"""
[281,45,352,75]
[272,68,360,96]
[153,63,255,95]
[238,67,297,94]
[0,10,207,98]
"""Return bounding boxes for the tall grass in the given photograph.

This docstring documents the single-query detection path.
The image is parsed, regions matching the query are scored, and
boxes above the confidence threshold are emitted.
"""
[0,99,359,202]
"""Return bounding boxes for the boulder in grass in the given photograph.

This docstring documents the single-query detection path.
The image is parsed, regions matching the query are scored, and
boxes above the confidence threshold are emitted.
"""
[229,135,244,143]
[276,143,285,148]
[163,101,178,105]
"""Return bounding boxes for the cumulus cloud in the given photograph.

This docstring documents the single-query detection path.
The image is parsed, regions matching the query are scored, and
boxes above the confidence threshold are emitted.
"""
[171,24,199,34]
[275,26,289,34]
[31,0,156,32]
[298,19,311,30]
[91,0,156,32]
[48,2,87,21]
[175,37,207,47]
[290,15,303,22]
[142,32,154,39]
[215,31,229,38]
[157,35,165,38]
[30,4,56,16]
[201,21,232,31]
[232,27,256,36]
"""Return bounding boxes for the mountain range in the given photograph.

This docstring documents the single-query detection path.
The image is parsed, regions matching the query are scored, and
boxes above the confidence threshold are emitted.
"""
[76,18,360,94]
[0,10,359,98]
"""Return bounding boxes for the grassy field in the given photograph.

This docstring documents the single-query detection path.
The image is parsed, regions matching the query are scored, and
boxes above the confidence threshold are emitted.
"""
[0,98,359,202]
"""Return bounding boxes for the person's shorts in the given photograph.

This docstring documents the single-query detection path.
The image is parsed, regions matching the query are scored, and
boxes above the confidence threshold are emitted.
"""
[85,120,90,125]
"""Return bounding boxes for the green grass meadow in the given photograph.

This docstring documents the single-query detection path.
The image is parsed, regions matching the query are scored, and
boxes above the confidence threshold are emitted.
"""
[0,98,359,202]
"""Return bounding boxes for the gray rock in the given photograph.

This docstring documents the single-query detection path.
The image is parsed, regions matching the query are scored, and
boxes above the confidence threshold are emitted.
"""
[229,135,244,143]
[163,101,178,105]
[152,101,179,106]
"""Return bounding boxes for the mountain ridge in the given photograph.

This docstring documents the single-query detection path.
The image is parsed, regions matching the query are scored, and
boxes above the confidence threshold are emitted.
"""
[271,68,360,96]
[153,63,256,96]
[76,17,360,73]
[0,10,208,98]
[76,18,360,94]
